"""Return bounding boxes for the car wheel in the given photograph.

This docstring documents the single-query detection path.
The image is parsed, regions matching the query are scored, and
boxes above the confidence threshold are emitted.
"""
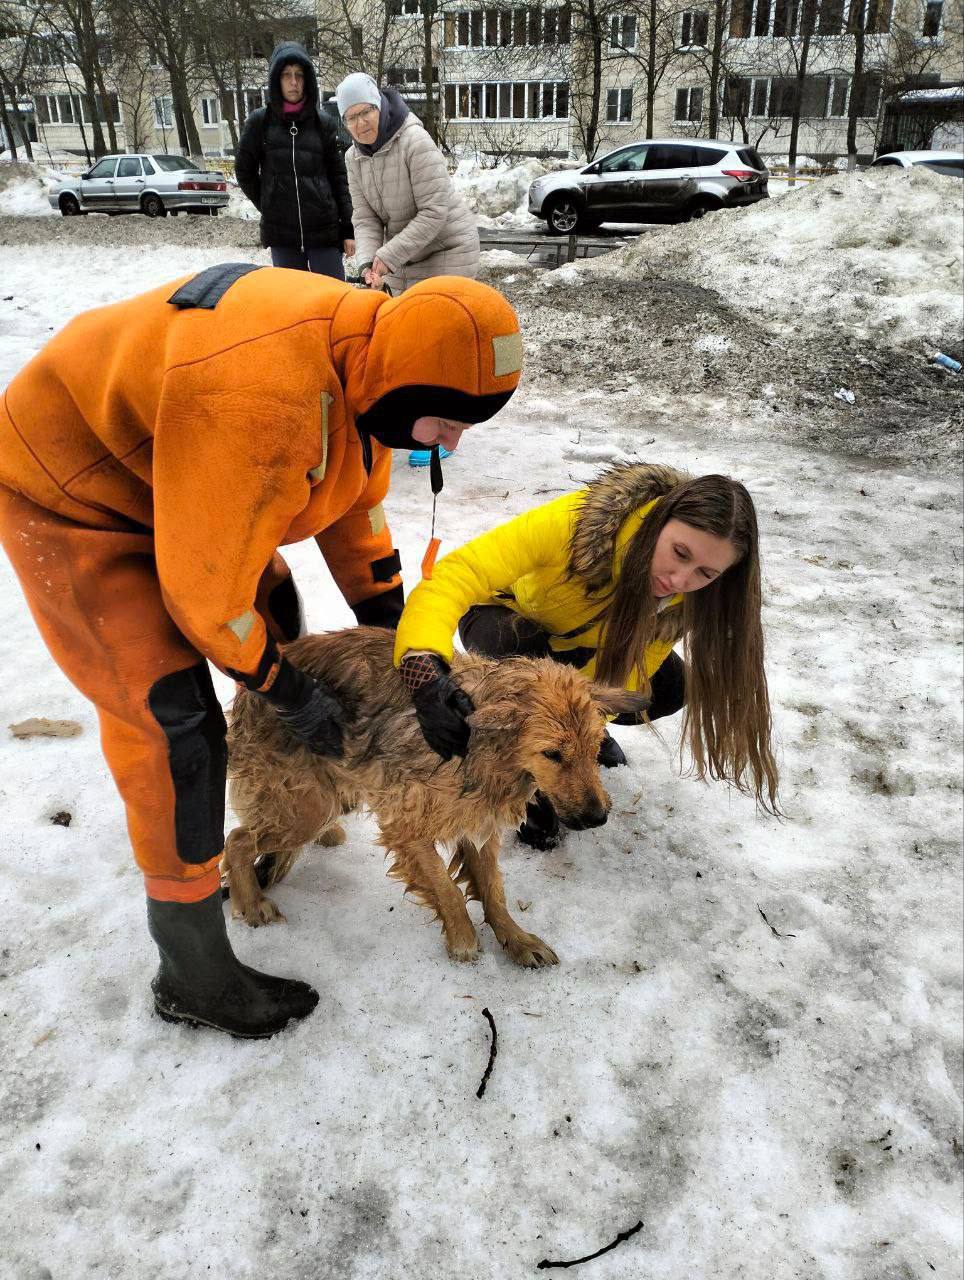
[544,194,581,236]
[686,196,722,221]
[141,193,166,218]
[59,193,82,217]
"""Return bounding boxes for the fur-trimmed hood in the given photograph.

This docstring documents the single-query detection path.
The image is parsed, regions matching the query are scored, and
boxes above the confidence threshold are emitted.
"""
[395,462,691,687]
[568,461,691,592]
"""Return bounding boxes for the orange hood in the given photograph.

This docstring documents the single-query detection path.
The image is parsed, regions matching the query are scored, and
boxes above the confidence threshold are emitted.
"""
[352,276,522,449]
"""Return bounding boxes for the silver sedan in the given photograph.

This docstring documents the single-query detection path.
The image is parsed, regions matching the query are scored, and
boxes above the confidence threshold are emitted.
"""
[48,153,229,218]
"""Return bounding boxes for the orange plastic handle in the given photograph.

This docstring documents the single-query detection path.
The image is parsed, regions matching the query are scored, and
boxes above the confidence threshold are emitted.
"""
[421,537,441,580]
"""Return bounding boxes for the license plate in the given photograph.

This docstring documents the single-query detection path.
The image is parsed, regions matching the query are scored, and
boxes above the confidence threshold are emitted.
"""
[203,196,218,204]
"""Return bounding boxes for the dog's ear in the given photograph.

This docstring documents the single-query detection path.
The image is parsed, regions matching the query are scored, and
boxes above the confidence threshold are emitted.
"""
[589,683,651,719]
[468,696,526,746]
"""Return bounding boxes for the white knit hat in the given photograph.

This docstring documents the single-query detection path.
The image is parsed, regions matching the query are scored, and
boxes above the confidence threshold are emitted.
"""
[334,73,381,118]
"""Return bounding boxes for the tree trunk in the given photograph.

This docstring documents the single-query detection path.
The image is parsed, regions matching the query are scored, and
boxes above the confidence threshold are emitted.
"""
[708,0,726,137]
[170,63,202,155]
[787,0,817,182]
[646,0,657,136]
[81,73,107,157]
[846,14,865,169]
[0,91,19,160]
[587,2,602,158]
[93,63,118,152]
[421,4,437,143]
[0,69,35,160]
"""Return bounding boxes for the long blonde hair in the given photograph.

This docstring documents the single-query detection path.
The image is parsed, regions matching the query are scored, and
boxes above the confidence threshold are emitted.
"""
[592,475,780,814]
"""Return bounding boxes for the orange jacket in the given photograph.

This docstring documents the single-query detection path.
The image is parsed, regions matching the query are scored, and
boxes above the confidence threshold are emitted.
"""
[0,266,521,686]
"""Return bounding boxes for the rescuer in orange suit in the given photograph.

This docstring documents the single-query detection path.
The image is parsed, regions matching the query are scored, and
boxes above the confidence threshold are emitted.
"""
[0,263,522,1039]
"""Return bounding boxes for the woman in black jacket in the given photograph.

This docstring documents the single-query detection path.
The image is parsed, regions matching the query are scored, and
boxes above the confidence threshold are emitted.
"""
[236,42,354,278]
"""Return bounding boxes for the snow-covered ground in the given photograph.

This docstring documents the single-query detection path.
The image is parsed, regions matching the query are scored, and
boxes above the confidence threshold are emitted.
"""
[0,171,961,1280]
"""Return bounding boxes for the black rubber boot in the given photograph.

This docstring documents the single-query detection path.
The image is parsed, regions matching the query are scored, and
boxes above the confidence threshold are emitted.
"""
[597,729,627,769]
[147,891,319,1039]
[517,791,561,851]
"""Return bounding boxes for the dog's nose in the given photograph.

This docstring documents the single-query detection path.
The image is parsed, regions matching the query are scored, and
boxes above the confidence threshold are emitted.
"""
[577,802,608,829]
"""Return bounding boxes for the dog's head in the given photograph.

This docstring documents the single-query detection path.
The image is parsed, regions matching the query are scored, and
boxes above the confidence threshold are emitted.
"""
[465,659,649,831]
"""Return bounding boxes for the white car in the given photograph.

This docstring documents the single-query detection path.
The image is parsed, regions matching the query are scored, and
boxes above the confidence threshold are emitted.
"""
[48,153,229,217]
[871,150,964,176]
[528,138,769,234]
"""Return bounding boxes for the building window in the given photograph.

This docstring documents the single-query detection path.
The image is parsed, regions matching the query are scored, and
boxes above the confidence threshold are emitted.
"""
[679,10,708,45]
[606,87,633,122]
[825,76,849,116]
[390,0,432,14]
[818,0,845,32]
[45,91,120,126]
[727,74,879,119]
[31,33,79,67]
[201,96,220,126]
[154,95,174,129]
[350,26,364,56]
[674,86,704,121]
[922,0,942,35]
[90,91,121,124]
[384,65,440,86]
[609,14,637,48]
[850,72,882,116]
[36,94,77,125]
[443,79,570,120]
[444,5,571,47]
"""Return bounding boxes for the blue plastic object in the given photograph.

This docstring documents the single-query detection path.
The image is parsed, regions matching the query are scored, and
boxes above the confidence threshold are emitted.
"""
[409,446,453,467]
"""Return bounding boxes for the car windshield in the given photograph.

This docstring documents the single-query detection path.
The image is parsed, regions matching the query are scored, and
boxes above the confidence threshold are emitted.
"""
[152,155,201,172]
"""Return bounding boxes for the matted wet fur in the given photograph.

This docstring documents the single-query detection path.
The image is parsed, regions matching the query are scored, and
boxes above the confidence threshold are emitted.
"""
[224,627,646,966]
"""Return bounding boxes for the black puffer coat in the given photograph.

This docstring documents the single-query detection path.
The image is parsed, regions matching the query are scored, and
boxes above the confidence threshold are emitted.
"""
[235,41,353,251]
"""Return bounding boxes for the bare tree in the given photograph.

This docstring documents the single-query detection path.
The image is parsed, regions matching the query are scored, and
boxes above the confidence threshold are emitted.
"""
[614,0,690,136]
[36,0,121,155]
[0,0,42,157]
[117,0,203,155]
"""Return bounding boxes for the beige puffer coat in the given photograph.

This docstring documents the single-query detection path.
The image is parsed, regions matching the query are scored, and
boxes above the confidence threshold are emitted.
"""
[346,114,480,292]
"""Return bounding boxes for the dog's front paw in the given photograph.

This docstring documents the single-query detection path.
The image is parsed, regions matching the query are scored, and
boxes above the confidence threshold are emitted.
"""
[315,823,346,847]
[233,894,287,927]
[517,823,561,852]
[505,931,559,968]
[445,927,481,963]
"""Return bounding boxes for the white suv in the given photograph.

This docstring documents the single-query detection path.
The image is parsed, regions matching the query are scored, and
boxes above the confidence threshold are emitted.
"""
[529,139,769,234]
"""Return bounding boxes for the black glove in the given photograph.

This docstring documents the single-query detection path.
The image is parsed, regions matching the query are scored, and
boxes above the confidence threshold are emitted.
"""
[351,583,404,631]
[259,657,345,758]
[400,653,474,761]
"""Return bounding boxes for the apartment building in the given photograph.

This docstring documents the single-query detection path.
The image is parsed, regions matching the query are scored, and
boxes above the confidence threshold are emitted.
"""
[2,0,961,163]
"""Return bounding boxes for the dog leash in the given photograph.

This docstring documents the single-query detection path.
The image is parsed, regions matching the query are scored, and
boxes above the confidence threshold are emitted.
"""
[345,274,393,297]
[421,444,443,579]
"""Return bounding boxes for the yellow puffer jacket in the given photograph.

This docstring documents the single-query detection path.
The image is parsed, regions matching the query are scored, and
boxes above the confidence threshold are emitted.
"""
[394,462,690,689]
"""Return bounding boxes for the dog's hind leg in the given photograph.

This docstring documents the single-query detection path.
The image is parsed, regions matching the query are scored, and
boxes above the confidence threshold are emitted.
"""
[225,786,339,927]
[454,836,558,968]
[223,827,287,927]
[385,835,480,962]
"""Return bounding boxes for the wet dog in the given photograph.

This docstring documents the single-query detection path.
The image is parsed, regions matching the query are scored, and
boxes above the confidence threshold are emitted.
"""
[224,627,644,966]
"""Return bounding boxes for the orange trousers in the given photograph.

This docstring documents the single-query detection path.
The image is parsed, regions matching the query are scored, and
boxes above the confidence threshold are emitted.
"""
[0,484,296,903]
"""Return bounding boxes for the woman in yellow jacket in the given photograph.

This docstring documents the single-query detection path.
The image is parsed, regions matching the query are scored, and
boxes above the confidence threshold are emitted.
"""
[395,462,779,848]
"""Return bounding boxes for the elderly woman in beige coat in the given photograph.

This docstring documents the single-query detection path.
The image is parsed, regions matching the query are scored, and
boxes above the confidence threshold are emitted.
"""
[335,73,480,296]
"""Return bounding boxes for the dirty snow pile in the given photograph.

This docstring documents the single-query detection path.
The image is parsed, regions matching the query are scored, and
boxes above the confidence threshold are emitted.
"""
[0,161,55,217]
[451,156,548,228]
[225,179,259,221]
[599,166,964,350]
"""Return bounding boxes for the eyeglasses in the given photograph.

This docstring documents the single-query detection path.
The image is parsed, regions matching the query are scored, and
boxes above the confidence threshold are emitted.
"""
[345,105,378,127]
